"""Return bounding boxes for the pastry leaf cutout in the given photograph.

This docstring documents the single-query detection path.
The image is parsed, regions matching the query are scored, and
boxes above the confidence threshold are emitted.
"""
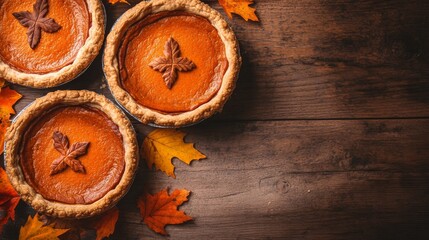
[12,0,61,49]
[149,37,196,89]
[50,131,89,175]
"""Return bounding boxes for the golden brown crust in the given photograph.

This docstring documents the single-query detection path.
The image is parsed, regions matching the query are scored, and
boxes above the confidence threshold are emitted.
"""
[0,0,105,88]
[103,0,241,127]
[4,90,139,218]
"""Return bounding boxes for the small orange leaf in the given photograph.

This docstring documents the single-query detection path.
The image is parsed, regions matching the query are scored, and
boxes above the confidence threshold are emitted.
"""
[0,87,22,154]
[19,214,69,240]
[0,167,19,233]
[137,189,192,235]
[142,129,206,178]
[0,79,5,91]
[218,0,259,21]
[90,207,119,240]
[107,0,129,5]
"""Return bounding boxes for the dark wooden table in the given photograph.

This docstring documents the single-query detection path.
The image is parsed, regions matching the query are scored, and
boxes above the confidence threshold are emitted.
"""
[2,0,429,239]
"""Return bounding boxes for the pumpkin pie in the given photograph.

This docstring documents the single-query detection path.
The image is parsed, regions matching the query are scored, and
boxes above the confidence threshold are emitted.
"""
[103,0,241,127]
[4,90,138,218]
[0,0,105,88]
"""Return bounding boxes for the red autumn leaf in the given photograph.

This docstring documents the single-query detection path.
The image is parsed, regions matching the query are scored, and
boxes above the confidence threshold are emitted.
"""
[0,167,20,233]
[137,189,192,235]
[90,207,119,240]
[0,87,22,154]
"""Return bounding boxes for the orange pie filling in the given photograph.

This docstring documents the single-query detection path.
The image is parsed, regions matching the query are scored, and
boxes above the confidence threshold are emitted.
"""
[20,105,125,204]
[119,11,228,113]
[0,0,91,74]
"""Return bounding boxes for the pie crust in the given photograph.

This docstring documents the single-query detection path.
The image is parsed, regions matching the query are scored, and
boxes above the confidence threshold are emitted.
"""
[103,0,241,127]
[0,0,105,88]
[4,90,139,218]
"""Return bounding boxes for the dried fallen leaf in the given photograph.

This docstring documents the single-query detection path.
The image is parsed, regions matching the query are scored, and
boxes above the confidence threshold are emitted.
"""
[38,207,119,240]
[137,189,192,235]
[0,167,20,233]
[90,207,119,240]
[19,214,69,240]
[218,0,259,21]
[0,87,22,154]
[107,0,129,5]
[142,129,206,178]
[0,79,5,91]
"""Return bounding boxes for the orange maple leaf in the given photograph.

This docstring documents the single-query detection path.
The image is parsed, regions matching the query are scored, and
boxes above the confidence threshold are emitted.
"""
[19,214,69,240]
[107,0,130,5]
[218,0,259,21]
[137,189,192,235]
[0,167,20,233]
[0,87,22,154]
[90,207,119,240]
[38,207,119,239]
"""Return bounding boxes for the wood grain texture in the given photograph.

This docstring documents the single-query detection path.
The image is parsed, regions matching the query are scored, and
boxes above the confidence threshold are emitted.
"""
[1,0,429,239]
[11,0,429,120]
[119,119,429,239]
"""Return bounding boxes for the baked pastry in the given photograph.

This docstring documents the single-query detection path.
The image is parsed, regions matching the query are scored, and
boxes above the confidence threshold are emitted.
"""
[4,90,138,218]
[0,0,105,88]
[103,0,241,127]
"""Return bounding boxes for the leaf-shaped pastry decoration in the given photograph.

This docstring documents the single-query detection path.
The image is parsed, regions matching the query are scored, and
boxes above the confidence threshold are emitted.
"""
[53,131,69,155]
[50,131,89,175]
[12,0,61,49]
[49,157,68,175]
[149,37,196,89]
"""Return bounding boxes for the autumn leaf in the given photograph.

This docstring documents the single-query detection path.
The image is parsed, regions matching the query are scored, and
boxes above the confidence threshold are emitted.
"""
[0,87,22,154]
[107,0,129,5]
[218,0,259,21]
[90,207,119,240]
[0,79,5,91]
[137,189,192,235]
[38,207,119,240]
[19,214,69,240]
[0,167,20,233]
[142,129,206,178]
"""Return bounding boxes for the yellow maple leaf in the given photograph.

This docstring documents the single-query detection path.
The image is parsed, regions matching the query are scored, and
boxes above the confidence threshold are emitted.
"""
[19,214,69,240]
[0,87,22,154]
[218,0,259,21]
[107,0,130,5]
[142,129,206,178]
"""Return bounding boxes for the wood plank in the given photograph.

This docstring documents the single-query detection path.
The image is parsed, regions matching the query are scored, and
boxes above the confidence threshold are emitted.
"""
[12,0,429,120]
[112,119,429,239]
